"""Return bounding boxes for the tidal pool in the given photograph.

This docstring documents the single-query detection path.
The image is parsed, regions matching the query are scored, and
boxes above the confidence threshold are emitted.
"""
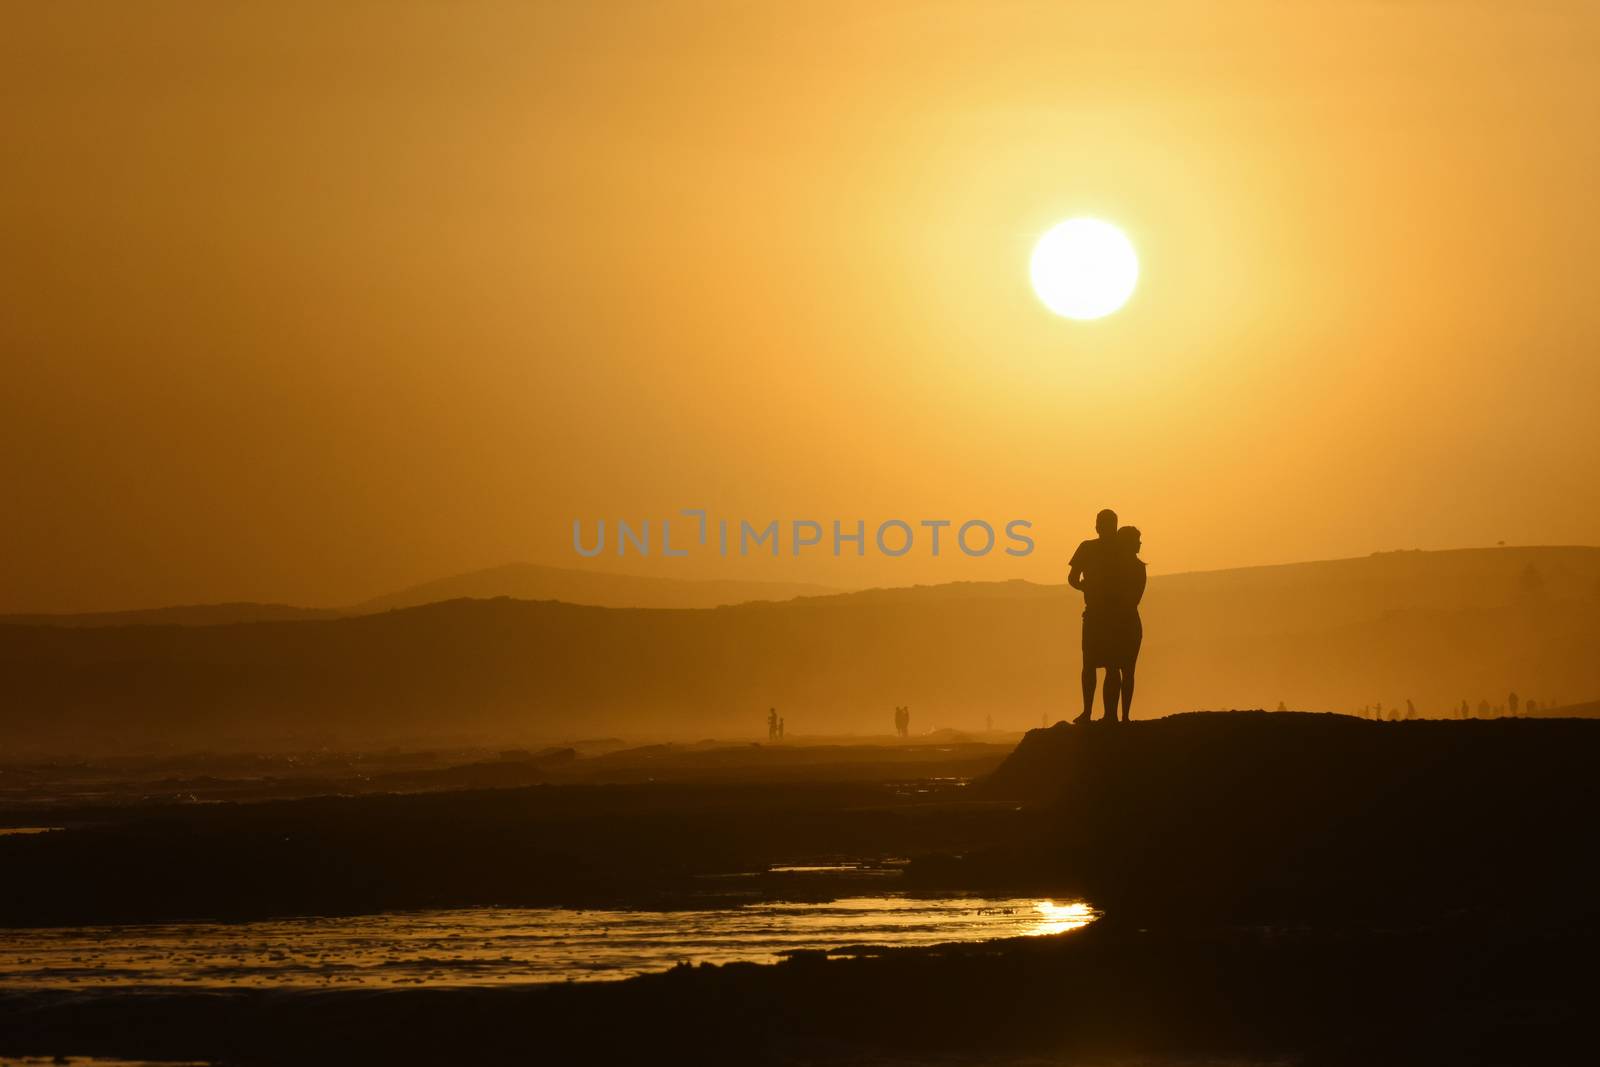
[0,896,1095,989]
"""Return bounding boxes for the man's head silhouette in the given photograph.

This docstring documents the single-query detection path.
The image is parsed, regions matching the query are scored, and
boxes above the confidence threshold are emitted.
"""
[1095,509,1118,538]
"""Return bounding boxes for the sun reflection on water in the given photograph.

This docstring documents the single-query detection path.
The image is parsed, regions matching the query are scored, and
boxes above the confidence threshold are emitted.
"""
[1028,899,1096,936]
[0,895,1098,989]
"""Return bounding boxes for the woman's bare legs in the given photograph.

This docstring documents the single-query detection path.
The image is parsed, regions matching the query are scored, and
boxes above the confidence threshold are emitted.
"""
[1118,664,1136,721]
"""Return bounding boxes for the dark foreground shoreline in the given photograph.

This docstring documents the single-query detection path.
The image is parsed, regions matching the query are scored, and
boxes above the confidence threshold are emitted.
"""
[3,712,1597,1064]
[1,908,1592,1066]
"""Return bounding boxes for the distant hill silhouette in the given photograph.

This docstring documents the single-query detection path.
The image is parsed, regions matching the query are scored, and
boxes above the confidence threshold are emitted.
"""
[1532,697,1600,718]
[0,603,339,629]
[0,565,838,627]
[347,562,837,613]
[0,546,1595,753]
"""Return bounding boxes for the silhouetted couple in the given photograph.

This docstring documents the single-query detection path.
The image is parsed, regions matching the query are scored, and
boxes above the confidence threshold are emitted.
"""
[1068,508,1146,724]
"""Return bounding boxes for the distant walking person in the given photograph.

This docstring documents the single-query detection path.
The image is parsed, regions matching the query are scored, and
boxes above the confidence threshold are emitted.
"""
[767,707,778,741]
[893,705,912,738]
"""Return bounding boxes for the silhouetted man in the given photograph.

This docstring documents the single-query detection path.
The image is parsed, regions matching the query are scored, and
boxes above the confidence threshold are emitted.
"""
[1069,508,1121,724]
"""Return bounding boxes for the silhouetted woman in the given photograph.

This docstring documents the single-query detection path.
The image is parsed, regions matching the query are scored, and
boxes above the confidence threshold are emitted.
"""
[1109,526,1146,721]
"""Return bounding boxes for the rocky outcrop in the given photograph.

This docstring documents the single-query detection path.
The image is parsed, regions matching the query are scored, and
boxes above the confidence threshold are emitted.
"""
[960,711,1600,920]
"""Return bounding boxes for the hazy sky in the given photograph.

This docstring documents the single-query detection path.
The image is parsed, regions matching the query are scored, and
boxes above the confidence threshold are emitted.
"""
[4,2,1599,611]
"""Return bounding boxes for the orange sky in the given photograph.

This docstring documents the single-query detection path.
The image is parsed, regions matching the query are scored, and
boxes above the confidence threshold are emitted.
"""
[4,2,1599,611]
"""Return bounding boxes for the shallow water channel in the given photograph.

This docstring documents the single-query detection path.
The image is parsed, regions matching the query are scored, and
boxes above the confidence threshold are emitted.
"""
[0,894,1095,988]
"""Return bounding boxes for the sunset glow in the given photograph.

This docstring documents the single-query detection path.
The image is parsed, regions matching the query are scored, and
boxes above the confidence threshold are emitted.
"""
[1,4,1597,1064]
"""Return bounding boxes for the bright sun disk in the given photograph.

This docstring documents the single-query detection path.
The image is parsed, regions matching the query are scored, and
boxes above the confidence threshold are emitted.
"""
[1030,218,1139,320]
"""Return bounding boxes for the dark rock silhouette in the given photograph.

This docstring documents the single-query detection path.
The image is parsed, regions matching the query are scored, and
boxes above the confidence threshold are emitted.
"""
[973,711,1600,921]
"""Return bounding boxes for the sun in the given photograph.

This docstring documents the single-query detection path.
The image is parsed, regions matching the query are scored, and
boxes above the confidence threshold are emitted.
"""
[1030,218,1139,320]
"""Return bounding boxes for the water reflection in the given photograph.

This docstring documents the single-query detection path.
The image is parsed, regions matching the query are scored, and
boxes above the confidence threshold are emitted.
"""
[1029,899,1095,935]
[0,896,1096,989]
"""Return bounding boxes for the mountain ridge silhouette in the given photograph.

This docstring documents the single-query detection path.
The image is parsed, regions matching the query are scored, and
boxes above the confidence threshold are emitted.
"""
[1,546,1595,754]
[0,564,841,626]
